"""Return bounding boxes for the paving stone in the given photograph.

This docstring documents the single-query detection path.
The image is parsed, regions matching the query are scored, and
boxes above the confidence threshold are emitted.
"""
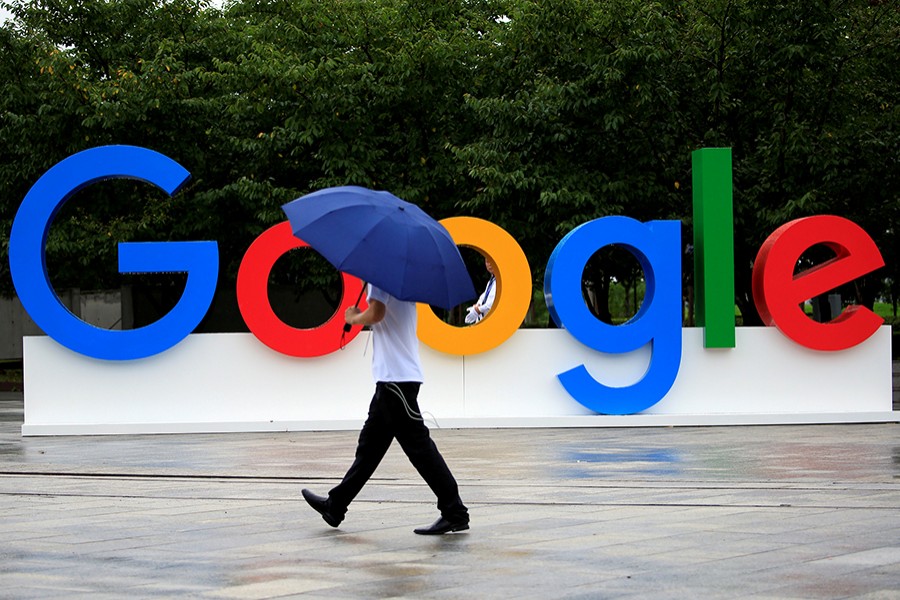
[1,392,898,598]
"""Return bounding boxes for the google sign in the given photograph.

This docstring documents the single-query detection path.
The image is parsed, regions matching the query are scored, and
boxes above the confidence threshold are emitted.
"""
[9,146,895,435]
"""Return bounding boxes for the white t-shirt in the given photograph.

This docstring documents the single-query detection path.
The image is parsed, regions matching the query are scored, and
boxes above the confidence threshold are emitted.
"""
[475,276,496,321]
[367,285,424,383]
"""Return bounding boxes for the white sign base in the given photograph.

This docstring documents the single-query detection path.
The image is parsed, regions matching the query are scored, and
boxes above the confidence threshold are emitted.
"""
[21,326,896,436]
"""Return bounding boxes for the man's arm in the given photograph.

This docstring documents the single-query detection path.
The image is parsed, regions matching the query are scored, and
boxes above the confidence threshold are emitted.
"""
[345,299,386,327]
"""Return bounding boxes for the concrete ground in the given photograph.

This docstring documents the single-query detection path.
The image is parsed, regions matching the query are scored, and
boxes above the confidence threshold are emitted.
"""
[1,388,898,599]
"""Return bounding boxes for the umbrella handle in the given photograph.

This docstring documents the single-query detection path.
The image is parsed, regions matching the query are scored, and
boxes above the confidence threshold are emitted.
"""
[341,284,367,336]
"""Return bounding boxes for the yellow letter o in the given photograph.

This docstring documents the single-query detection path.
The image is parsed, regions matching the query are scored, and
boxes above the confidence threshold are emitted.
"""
[418,217,532,355]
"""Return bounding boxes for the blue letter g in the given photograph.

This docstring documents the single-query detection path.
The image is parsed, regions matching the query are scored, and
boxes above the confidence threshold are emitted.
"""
[8,146,218,360]
[544,216,682,414]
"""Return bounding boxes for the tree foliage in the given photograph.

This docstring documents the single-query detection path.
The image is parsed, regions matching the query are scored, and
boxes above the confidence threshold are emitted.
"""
[1,0,897,327]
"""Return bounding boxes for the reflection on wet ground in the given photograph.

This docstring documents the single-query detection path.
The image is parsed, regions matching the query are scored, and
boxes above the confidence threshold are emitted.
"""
[552,425,900,483]
[561,447,683,478]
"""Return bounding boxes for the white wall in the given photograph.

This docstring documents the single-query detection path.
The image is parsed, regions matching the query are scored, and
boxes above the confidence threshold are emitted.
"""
[21,326,896,435]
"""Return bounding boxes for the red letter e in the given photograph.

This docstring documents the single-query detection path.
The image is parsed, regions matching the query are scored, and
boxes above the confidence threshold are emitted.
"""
[752,216,884,351]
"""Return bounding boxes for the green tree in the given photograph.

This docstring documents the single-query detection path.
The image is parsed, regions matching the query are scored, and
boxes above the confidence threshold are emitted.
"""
[0,0,236,298]
[2,0,896,333]
[679,0,900,321]
[451,0,694,319]
[457,0,899,324]
[0,0,501,325]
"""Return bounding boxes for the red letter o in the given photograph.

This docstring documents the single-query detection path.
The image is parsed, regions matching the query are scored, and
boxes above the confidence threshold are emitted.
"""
[237,222,366,357]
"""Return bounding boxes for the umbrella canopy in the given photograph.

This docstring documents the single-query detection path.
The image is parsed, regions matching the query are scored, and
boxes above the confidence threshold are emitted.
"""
[281,186,476,310]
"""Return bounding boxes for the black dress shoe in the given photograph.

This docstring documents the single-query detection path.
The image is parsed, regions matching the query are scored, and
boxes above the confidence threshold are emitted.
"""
[413,517,469,535]
[301,489,341,527]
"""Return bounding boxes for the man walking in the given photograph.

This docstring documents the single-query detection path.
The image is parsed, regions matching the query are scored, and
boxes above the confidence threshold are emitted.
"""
[301,284,470,535]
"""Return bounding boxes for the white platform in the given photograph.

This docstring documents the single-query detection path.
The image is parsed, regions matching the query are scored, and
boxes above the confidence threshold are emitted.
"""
[21,326,897,435]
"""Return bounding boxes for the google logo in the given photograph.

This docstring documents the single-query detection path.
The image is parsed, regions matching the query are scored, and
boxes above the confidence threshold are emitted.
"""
[8,146,886,415]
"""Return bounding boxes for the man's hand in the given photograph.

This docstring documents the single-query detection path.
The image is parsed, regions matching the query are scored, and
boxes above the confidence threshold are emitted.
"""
[345,306,362,325]
[345,300,386,327]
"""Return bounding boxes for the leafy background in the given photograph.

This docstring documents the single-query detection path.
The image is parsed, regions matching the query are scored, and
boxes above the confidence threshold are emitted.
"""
[1,0,897,334]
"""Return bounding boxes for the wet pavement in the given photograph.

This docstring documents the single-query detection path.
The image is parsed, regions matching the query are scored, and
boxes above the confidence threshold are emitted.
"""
[1,390,899,599]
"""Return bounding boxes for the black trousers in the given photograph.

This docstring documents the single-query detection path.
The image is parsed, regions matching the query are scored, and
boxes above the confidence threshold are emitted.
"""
[328,382,469,522]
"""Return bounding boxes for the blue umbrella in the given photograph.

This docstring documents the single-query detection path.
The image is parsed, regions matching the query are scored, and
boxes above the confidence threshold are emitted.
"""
[281,186,476,310]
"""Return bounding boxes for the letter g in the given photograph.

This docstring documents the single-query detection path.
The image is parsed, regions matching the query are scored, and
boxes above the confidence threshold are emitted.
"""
[8,146,218,360]
[544,216,682,414]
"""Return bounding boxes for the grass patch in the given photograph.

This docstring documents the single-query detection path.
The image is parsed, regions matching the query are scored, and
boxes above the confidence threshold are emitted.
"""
[874,302,898,320]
